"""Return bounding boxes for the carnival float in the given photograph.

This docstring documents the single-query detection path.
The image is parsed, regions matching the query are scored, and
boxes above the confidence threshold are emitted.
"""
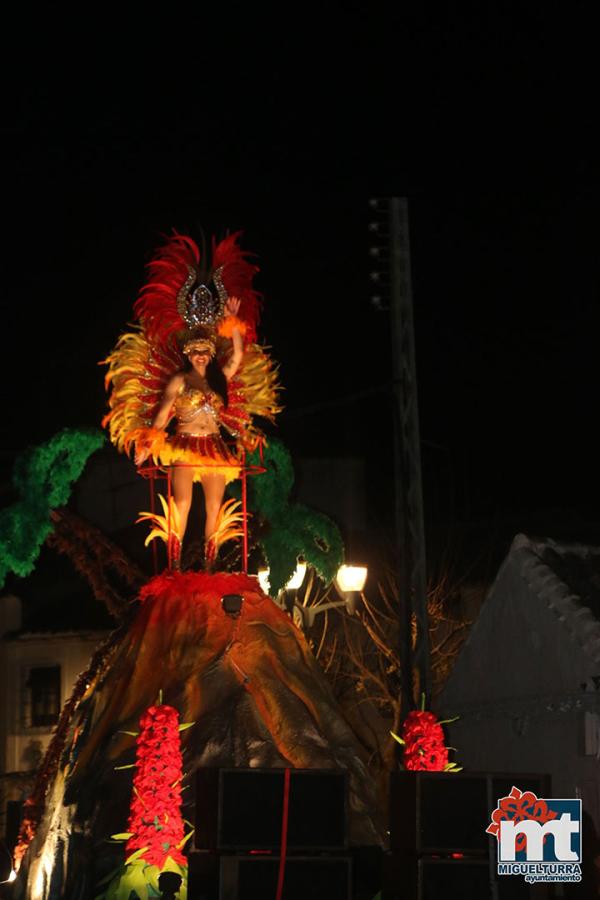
[7,232,387,899]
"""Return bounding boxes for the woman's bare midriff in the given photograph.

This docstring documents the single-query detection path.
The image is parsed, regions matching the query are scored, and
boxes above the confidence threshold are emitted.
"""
[175,409,220,437]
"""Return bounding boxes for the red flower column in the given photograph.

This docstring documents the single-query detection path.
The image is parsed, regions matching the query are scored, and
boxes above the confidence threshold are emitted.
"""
[125,704,186,868]
[401,710,450,772]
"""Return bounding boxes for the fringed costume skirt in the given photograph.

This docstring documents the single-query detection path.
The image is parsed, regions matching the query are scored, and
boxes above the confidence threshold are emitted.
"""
[159,433,242,483]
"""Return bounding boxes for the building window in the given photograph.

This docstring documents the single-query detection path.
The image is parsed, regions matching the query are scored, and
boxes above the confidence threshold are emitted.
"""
[27,666,61,727]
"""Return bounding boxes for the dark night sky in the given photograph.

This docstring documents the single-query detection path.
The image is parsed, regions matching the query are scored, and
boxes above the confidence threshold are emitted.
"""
[3,8,600,571]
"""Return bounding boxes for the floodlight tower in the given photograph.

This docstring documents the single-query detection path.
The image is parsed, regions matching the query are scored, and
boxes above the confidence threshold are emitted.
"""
[369,197,430,708]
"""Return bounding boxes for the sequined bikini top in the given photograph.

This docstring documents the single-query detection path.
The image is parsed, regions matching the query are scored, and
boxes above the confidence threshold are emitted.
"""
[174,378,224,425]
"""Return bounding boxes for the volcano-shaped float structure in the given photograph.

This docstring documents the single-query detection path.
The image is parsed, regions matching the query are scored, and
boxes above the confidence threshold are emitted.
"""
[15,573,384,897]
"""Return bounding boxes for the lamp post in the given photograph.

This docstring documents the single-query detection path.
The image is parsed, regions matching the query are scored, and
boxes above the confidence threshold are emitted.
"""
[296,564,369,630]
[257,563,368,632]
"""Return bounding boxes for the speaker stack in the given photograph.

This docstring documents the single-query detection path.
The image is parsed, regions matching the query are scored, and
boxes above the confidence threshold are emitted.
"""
[189,767,352,899]
[384,772,551,900]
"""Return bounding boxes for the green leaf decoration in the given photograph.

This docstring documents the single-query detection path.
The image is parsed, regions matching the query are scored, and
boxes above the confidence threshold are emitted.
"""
[178,722,194,732]
[228,439,345,595]
[145,864,160,892]
[118,731,140,737]
[176,829,195,850]
[390,731,405,745]
[126,868,148,900]
[0,427,105,588]
[110,832,133,841]
[439,716,460,725]
[114,763,135,770]
[124,846,149,865]
[161,857,185,876]
[101,861,152,900]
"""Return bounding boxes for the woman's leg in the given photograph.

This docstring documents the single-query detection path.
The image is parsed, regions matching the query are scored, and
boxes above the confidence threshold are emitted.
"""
[201,473,226,540]
[172,466,195,539]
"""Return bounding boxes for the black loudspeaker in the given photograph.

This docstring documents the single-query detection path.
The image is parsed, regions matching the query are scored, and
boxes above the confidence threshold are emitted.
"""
[218,855,352,900]
[419,858,492,900]
[195,767,347,851]
[351,846,384,900]
[188,847,381,900]
[389,771,551,854]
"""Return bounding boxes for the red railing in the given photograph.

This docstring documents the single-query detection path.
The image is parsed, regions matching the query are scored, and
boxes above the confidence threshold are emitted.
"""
[137,452,265,574]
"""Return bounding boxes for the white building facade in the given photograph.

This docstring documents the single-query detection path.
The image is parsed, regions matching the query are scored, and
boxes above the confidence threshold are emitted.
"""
[0,594,106,860]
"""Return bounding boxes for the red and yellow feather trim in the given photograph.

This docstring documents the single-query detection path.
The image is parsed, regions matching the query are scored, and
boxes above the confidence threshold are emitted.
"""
[220,344,283,449]
[123,427,168,462]
[101,327,182,452]
[217,315,248,339]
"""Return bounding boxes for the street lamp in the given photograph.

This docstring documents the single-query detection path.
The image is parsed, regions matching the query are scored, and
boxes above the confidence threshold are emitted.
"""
[296,563,369,629]
[285,560,307,591]
[256,561,307,608]
[258,561,369,632]
[335,564,368,615]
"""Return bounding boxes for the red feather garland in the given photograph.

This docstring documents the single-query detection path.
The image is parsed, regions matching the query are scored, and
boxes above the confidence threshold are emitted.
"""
[139,570,265,606]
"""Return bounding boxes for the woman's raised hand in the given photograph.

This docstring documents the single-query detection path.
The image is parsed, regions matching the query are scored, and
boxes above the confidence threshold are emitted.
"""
[224,296,241,317]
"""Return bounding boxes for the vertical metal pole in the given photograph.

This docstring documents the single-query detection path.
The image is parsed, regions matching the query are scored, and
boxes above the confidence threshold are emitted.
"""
[241,451,248,574]
[389,197,431,706]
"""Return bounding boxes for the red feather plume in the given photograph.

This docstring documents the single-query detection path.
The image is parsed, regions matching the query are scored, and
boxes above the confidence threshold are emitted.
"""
[132,230,261,351]
[213,232,261,342]
[134,233,200,349]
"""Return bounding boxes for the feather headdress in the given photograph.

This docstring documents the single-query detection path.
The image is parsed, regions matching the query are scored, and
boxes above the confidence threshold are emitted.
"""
[133,231,261,350]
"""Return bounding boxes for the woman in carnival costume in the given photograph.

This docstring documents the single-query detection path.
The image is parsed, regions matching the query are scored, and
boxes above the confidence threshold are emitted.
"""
[103,232,281,568]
